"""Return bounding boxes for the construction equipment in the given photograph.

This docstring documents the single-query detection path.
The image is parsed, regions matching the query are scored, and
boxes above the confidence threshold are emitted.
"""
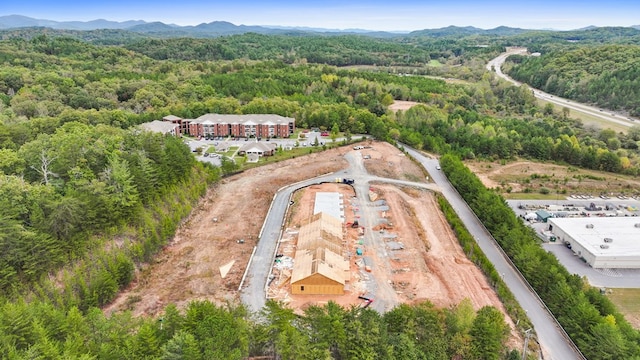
[358,295,374,308]
[335,177,355,185]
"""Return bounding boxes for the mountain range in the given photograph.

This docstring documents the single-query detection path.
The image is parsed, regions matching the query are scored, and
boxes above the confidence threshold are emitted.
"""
[1,14,640,38]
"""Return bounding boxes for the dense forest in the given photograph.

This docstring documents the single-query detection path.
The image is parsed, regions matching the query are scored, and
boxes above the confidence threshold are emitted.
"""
[2,27,640,358]
[505,45,640,116]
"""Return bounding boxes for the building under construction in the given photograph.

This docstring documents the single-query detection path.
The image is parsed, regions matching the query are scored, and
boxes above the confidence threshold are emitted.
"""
[290,190,349,295]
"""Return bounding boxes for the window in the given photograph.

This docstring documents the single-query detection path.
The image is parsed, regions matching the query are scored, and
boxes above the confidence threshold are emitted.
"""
[300,286,305,291]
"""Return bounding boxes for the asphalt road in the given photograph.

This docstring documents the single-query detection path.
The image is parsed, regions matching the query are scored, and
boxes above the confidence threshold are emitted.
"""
[487,49,637,128]
[239,142,585,358]
[402,145,585,360]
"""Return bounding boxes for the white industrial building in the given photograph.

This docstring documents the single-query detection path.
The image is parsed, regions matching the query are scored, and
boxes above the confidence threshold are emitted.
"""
[547,217,640,269]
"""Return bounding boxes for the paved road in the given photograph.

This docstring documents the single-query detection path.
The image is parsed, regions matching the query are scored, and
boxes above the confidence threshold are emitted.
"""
[239,173,337,314]
[488,49,637,128]
[240,149,440,314]
[402,145,585,360]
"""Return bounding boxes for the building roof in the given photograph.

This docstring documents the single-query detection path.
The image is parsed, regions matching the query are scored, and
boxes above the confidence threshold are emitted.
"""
[192,113,295,125]
[239,142,277,154]
[139,120,178,135]
[314,192,344,223]
[536,210,552,219]
[291,247,348,285]
[548,217,640,258]
[297,212,343,252]
[163,115,182,121]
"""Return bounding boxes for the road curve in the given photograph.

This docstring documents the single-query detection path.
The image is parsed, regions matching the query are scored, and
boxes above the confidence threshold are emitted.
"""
[240,153,440,314]
[401,144,585,360]
[488,49,637,128]
[239,143,584,358]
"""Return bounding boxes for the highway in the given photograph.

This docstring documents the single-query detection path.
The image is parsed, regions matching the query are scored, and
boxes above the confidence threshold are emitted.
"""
[488,48,637,128]
[402,145,585,360]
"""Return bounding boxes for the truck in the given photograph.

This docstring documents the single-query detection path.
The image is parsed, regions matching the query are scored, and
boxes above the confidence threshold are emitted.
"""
[335,177,355,185]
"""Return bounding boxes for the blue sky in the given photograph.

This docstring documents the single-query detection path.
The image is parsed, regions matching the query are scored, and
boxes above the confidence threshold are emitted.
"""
[3,0,639,31]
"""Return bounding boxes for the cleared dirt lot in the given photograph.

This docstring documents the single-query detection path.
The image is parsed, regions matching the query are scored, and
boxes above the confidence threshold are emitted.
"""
[466,159,640,198]
[105,141,520,345]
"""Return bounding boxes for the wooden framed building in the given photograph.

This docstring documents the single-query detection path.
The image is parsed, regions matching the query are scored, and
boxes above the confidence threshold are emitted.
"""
[291,212,348,295]
[291,248,348,295]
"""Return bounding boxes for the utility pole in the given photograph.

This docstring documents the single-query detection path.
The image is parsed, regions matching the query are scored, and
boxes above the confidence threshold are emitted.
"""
[522,328,533,360]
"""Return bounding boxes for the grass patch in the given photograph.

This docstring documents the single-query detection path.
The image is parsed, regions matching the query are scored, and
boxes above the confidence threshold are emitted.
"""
[607,288,640,328]
[428,60,443,67]
[241,144,343,170]
[220,147,239,157]
[505,193,569,200]
[536,98,629,133]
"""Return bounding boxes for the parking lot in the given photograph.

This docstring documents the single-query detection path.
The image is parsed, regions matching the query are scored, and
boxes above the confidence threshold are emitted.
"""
[507,198,640,288]
[184,132,368,165]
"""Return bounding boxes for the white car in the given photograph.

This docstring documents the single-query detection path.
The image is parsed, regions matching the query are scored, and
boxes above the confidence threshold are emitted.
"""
[435,165,441,170]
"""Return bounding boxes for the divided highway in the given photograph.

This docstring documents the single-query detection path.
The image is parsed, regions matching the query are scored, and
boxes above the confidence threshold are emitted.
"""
[488,48,637,128]
[402,145,585,360]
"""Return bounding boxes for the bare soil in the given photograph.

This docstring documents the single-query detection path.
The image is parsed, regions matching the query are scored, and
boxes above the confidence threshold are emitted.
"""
[466,159,640,198]
[105,141,521,347]
[361,145,427,181]
[105,147,350,316]
[388,100,420,112]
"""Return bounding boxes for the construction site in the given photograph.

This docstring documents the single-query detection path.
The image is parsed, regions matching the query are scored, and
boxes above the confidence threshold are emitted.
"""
[266,175,507,315]
[104,141,517,345]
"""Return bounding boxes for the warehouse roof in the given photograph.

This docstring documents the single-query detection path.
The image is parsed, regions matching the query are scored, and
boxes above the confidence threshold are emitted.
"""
[548,217,640,258]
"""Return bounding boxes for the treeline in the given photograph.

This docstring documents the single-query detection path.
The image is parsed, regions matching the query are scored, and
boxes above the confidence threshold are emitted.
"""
[394,102,640,175]
[0,120,218,307]
[0,299,519,359]
[440,154,640,359]
[0,36,457,140]
[505,45,640,115]
[124,33,437,66]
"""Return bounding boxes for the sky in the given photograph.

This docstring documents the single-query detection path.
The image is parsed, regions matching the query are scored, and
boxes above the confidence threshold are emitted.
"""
[3,0,640,32]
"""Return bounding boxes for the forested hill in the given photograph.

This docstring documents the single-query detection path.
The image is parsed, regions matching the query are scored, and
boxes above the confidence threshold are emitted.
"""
[505,45,640,116]
[2,30,640,358]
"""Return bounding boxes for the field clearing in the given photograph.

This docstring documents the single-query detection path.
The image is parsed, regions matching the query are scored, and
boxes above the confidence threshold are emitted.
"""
[465,159,640,199]
[105,141,523,348]
[607,288,640,328]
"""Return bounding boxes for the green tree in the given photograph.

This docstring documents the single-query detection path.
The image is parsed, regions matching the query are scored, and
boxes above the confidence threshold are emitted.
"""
[330,122,339,143]
[469,306,509,360]
[161,331,201,360]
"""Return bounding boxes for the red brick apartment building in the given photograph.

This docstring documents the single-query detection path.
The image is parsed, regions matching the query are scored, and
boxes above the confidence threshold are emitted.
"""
[162,114,295,138]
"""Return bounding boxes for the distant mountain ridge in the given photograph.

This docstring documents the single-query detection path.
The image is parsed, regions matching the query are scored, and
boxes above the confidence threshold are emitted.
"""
[1,14,639,38]
[0,14,147,30]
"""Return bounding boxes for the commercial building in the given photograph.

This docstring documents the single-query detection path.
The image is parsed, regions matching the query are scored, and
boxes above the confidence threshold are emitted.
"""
[547,217,640,268]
